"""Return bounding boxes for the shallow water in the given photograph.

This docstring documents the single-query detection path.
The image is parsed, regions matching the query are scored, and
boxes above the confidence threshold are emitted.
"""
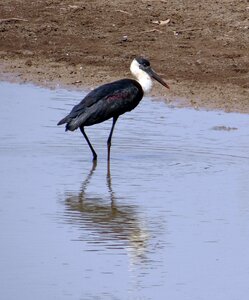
[1,81,249,300]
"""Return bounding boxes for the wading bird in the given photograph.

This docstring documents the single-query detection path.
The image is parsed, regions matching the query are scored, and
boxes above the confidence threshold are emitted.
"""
[57,57,169,161]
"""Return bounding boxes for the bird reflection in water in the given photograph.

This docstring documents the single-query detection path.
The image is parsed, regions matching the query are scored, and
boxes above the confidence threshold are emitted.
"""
[63,162,150,263]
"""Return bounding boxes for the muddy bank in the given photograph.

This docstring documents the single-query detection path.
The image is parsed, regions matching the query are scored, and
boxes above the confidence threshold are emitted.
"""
[0,0,248,112]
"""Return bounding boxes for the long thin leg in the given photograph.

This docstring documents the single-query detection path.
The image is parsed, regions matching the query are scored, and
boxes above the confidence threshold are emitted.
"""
[80,126,97,161]
[107,117,118,161]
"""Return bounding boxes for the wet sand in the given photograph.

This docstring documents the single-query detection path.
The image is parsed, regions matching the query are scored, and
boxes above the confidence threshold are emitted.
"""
[0,0,248,113]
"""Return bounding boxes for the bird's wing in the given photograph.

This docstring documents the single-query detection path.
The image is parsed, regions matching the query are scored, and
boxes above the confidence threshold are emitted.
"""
[57,81,123,126]
[81,80,143,126]
[58,79,143,130]
[69,80,132,117]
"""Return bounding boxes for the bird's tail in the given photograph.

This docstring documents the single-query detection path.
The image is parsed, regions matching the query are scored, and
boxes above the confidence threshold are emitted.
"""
[57,117,81,131]
[65,120,79,131]
[58,114,87,131]
[57,116,74,131]
[57,116,69,126]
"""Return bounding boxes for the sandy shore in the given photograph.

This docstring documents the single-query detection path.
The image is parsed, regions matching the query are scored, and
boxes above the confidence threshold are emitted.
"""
[0,0,248,112]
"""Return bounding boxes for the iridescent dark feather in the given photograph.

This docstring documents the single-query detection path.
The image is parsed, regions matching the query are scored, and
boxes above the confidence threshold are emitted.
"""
[57,79,143,131]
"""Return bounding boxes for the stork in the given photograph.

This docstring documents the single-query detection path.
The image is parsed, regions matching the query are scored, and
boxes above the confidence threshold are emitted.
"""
[57,57,169,161]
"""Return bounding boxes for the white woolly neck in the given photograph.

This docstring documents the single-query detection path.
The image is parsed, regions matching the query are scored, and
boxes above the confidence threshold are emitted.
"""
[130,59,153,94]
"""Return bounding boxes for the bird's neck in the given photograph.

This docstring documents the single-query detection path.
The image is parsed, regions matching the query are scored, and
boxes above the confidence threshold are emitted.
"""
[136,73,153,94]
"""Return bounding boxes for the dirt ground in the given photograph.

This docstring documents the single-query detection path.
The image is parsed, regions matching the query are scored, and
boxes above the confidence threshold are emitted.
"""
[0,0,248,112]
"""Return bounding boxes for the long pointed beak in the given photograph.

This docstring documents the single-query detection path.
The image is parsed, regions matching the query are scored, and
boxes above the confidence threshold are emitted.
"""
[147,67,170,89]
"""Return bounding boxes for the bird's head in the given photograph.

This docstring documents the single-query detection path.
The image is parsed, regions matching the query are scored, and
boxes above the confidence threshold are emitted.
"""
[130,57,169,93]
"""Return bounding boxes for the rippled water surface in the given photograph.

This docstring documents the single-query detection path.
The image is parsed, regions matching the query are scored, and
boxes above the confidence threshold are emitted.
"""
[1,82,249,299]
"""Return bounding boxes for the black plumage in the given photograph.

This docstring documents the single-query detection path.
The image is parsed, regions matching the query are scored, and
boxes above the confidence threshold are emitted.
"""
[57,57,169,161]
[57,79,143,131]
